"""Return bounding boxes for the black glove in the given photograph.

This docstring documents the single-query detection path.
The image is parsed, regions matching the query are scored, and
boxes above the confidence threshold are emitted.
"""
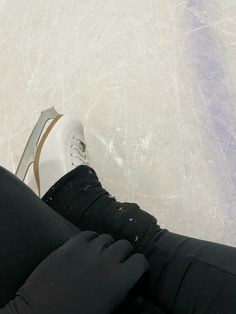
[0,231,149,314]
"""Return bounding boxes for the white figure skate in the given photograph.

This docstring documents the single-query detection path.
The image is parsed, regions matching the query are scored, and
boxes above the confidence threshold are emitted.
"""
[16,107,89,197]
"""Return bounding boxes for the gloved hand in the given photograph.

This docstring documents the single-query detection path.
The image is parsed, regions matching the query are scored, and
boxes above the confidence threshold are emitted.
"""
[0,231,149,314]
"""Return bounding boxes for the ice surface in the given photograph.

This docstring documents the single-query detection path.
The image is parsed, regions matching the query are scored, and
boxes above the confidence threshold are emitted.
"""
[1,0,236,246]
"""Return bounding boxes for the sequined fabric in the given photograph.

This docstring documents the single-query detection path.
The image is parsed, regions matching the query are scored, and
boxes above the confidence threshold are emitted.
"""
[42,165,159,253]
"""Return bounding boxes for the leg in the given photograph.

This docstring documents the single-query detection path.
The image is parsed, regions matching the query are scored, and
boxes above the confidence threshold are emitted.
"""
[0,166,153,314]
[145,230,236,313]
[0,166,78,307]
[43,165,236,313]
[42,165,159,253]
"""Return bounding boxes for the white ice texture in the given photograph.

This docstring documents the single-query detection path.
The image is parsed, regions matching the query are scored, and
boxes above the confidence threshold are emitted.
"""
[1,0,236,246]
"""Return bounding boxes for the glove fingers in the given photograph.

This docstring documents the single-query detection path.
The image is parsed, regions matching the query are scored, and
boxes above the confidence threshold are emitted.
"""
[92,234,115,252]
[122,253,149,287]
[63,231,98,250]
[77,231,99,242]
[106,239,133,262]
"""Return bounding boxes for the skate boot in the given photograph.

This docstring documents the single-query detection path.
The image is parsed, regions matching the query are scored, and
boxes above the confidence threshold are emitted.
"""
[16,107,88,197]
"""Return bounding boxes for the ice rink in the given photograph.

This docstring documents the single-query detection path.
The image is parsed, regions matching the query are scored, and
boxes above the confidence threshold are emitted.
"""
[1,0,236,246]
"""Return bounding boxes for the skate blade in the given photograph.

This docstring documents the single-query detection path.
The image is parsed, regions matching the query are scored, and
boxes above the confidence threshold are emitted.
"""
[33,113,63,197]
[15,107,60,181]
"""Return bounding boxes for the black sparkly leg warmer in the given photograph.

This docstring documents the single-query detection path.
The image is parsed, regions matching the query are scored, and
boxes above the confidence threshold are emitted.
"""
[42,165,159,252]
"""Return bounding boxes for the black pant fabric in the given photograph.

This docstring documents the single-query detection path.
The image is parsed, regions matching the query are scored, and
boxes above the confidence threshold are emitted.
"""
[0,165,236,313]
[0,167,78,307]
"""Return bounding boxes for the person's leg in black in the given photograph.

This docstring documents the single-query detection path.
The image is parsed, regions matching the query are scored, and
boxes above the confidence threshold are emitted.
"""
[0,165,160,313]
[0,166,78,307]
[1,162,236,313]
[144,230,236,313]
[43,165,236,314]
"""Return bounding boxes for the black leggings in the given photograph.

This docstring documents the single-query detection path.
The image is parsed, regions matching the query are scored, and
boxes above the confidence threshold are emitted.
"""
[0,165,236,313]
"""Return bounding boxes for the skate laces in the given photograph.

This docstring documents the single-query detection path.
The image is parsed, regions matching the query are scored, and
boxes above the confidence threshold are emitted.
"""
[71,136,88,166]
